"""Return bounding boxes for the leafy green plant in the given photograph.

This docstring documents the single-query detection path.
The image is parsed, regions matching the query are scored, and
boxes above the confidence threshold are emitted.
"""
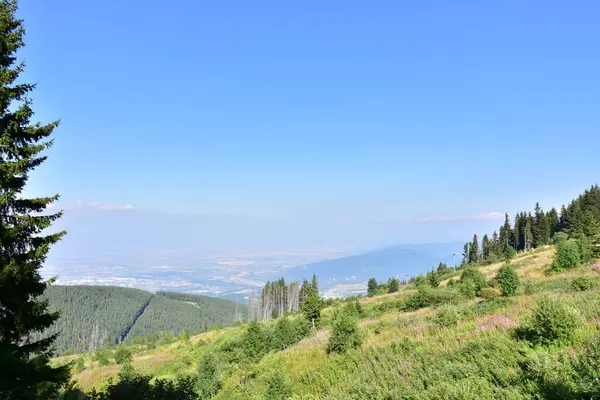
[266,370,292,400]
[327,309,362,354]
[197,352,221,399]
[459,268,488,296]
[433,305,460,327]
[552,241,581,271]
[572,334,600,398]
[480,287,501,301]
[114,347,133,365]
[496,265,520,296]
[570,277,596,292]
[518,295,582,345]
[403,286,462,311]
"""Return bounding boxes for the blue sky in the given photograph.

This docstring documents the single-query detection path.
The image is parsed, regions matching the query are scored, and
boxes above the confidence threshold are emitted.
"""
[18,1,600,250]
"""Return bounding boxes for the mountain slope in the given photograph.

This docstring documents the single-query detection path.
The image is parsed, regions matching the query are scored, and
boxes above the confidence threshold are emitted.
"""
[286,242,462,286]
[40,285,247,354]
[57,248,600,399]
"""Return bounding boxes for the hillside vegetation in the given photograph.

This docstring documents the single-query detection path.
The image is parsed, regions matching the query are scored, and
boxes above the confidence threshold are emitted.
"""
[56,248,600,399]
[50,185,600,399]
[40,286,247,355]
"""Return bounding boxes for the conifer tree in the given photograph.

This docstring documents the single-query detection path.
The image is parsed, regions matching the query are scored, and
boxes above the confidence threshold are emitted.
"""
[311,273,319,292]
[0,1,69,398]
[367,278,378,297]
[469,234,479,264]
[481,234,490,261]
[498,213,512,252]
[547,207,560,238]
[512,214,521,251]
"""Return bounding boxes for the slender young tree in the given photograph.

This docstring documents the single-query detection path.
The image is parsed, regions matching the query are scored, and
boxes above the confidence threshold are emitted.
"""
[367,278,378,297]
[481,234,490,261]
[0,1,69,398]
[469,234,479,264]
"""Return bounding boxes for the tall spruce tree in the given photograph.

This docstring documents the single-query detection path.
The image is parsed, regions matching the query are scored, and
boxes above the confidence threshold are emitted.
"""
[498,213,512,252]
[481,234,490,261]
[469,234,479,264]
[0,1,69,398]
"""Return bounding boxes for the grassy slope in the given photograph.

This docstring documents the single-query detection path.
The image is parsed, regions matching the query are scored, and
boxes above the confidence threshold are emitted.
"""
[57,248,600,398]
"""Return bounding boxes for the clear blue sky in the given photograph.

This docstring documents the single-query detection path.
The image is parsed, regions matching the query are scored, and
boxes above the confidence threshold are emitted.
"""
[18,1,600,247]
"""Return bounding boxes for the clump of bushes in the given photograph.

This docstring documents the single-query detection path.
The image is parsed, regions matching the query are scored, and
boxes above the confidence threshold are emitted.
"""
[326,308,362,354]
[433,305,460,327]
[403,286,462,311]
[518,295,582,345]
[552,240,582,271]
[570,277,596,292]
[266,370,293,400]
[479,287,501,301]
[114,347,133,365]
[459,268,488,298]
[496,265,520,296]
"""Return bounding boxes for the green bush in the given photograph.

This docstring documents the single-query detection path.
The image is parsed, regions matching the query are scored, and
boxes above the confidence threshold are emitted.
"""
[271,317,296,351]
[265,370,292,400]
[570,277,596,292]
[572,334,600,398]
[459,268,488,296]
[552,241,581,271]
[433,305,460,327]
[496,265,520,296]
[519,295,582,345]
[503,246,517,261]
[326,309,362,354]
[197,352,221,399]
[553,232,569,244]
[575,235,594,265]
[403,286,462,311]
[73,357,85,373]
[114,347,133,365]
[94,347,111,366]
[479,287,501,301]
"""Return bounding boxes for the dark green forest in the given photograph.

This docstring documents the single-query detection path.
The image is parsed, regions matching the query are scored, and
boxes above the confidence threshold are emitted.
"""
[38,286,247,355]
[462,185,600,265]
[124,292,247,344]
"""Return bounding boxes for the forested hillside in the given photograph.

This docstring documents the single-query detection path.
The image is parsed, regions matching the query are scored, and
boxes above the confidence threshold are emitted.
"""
[40,286,247,355]
[124,293,247,342]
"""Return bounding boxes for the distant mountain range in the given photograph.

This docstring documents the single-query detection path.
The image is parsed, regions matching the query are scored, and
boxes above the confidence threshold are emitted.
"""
[284,242,463,296]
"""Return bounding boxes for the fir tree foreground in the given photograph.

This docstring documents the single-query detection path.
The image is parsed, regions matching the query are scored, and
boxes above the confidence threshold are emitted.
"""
[0,1,69,398]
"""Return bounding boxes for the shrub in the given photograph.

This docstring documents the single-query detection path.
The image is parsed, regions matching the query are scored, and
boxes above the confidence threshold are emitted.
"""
[114,347,133,365]
[242,321,267,362]
[266,370,292,400]
[197,352,221,398]
[519,295,582,345]
[433,305,460,327]
[180,329,190,343]
[271,317,296,351]
[403,286,462,311]
[94,347,111,366]
[552,241,581,271]
[457,279,477,299]
[388,278,400,293]
[570,277,596,292]
[102,374,197,400]
[496,265,520,296]
[119,362,136,380]
[572,334,600,398]
[479,287,501,301]
[73,357,85,373]
[553,232,569,244]
[460,268,488,296]
[326,309,362,354]
[503,246,517,261]
[575,235,594,265]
